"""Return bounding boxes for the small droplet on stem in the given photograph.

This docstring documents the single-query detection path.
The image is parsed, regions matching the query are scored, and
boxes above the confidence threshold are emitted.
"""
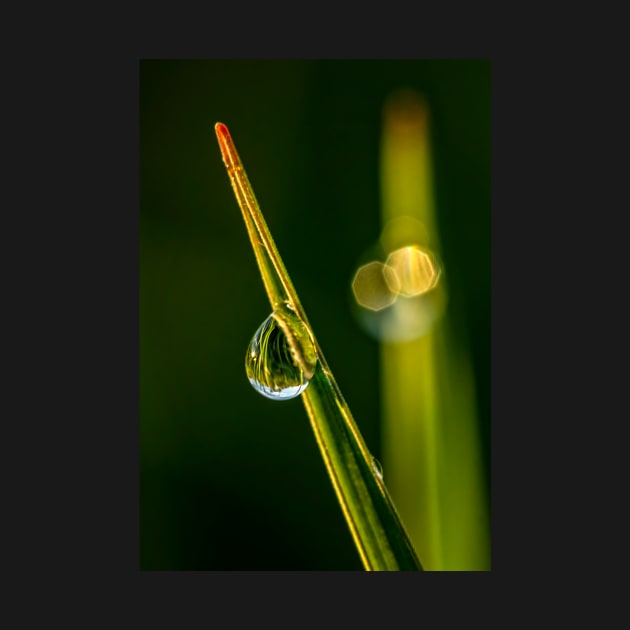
[372,456,384,481]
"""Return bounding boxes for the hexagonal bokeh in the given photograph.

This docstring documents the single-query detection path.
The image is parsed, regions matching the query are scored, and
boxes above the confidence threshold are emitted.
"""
[385,245,440,297]
[352,261,400,311]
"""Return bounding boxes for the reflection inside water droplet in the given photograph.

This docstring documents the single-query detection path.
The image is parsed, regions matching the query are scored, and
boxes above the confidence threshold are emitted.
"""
[245,308,317,401]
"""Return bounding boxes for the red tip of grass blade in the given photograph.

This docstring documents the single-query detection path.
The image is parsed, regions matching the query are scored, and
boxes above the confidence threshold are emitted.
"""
[215,121,229,138]
[214,122,239,169]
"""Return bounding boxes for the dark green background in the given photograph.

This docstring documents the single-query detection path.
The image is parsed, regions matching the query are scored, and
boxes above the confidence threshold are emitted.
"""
[140,59,490,570]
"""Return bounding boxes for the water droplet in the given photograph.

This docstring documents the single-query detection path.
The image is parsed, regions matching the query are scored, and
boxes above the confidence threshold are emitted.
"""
[372,456,384,481]
[245,306,317,401]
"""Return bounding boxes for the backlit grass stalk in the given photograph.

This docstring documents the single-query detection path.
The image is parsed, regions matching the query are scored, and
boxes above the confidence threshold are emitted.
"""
[379,92,444,569]
[379,91,490,570]
[215,122,422,571]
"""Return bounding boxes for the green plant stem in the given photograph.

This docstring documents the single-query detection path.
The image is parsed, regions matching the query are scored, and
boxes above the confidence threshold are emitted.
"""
[215,122,422,571]
[303,356,422,570]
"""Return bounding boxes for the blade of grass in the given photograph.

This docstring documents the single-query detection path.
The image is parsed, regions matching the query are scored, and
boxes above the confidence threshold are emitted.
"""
[215,122,422,571]
[379,90,490,570]
[379,92,444,569]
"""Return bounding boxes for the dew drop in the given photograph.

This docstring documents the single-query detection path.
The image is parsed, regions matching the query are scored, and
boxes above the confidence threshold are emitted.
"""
[372,456,384,481]
[245,307,317,401]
